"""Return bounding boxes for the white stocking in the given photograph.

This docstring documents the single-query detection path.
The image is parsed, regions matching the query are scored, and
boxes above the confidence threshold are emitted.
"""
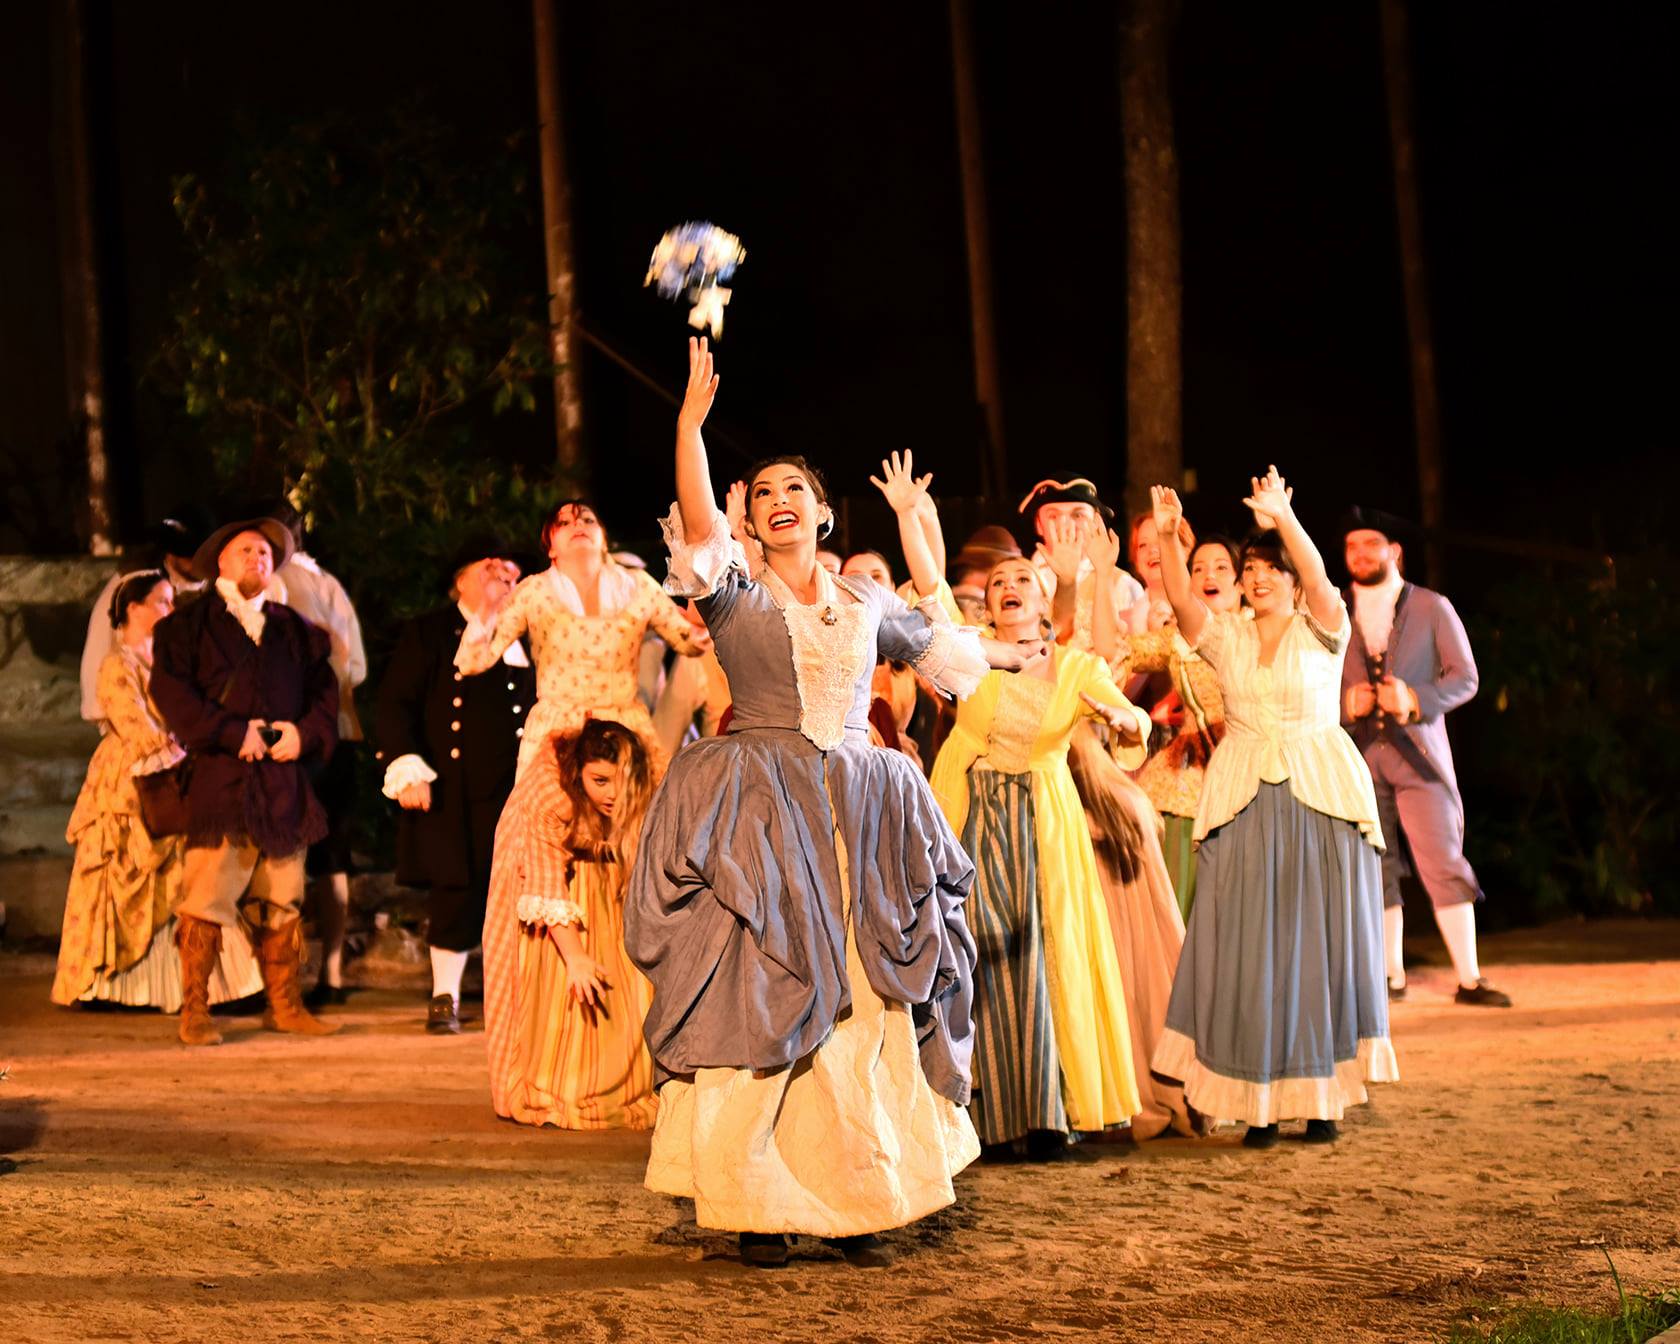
[1433,901,1482,989]
[1383,905,1406,988]
[429,946,469,1008]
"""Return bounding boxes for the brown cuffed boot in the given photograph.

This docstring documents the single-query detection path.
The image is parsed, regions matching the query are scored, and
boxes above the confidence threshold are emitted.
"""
[176,916,224,1047]
[258,919,340,1036]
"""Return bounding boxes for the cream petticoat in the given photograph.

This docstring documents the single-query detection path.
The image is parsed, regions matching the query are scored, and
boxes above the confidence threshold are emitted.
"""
[644,828,980,1236]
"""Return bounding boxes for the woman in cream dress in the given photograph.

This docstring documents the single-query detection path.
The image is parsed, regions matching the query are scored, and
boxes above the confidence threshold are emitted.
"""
[457,500,709,777]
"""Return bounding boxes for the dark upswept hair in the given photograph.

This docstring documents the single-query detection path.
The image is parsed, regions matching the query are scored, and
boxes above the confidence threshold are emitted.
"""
[540,498,609,557]
[108,569,172,628]
[552,718,653,880]
[746,454,830,505]
[1190,534,1242,573]
[1239,530,1301,587]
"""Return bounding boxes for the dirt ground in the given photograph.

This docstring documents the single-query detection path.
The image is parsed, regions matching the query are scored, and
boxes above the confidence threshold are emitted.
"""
[2,919,1677,1344]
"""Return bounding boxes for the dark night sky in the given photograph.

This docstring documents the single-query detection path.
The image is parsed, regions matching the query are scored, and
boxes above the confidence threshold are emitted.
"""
[0,1,1669,568]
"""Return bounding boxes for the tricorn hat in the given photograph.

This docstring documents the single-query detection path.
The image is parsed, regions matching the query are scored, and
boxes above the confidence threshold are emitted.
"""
[447,530,521,581]
[191,515,295,582]
[1016,475,1115,521]
[1339,505,1420,546]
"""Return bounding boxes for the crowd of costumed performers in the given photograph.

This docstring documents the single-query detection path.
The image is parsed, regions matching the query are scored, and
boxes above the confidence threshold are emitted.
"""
[54,329,1511,1270]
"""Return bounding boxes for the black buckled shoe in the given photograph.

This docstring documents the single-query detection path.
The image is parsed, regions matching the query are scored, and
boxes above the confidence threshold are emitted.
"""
[827,1234,892,1268]
[426,994,461,1034]
[1242,1123,1280,1149]
[1454,978,1512,1007]
[1304,1119,1341,1144]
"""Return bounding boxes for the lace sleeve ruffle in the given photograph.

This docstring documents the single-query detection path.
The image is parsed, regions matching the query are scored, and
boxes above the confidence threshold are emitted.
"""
[660,503,747,600]
[909,607,988,701]
[381,753,438,798]
[516,894,585,928]
[130,740,187,777]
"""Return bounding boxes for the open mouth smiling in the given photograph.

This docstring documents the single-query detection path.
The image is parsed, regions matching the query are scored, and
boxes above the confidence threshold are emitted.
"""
[768,510,798,533]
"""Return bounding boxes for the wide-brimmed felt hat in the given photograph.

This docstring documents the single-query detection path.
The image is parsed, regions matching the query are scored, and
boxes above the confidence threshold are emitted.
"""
[1016,475,1115,521]
[950,524,1023,578]
[191,516,295,582]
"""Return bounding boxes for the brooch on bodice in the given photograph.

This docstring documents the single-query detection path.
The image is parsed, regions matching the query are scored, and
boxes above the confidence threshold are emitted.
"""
[820,606,838,626]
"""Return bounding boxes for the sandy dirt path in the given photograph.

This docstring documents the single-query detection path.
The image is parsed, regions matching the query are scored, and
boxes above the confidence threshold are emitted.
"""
[2,919,1677,1343]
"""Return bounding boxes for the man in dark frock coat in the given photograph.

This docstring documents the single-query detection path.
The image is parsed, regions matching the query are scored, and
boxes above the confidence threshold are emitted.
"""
[374,534,533,1033]
[151,514,341,1046]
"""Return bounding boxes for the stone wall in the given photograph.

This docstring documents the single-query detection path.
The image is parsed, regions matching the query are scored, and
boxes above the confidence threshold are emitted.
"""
[0,555,115,937]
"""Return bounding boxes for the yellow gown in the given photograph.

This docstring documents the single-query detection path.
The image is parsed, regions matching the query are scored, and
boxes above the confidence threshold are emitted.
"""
[930,646,1149,1138]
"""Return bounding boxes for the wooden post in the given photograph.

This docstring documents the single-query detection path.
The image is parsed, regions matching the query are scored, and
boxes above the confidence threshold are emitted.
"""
[948,0,1008,503]
[1379,0,1446,584]
[532,0,585,491]
[1119,0,1183,521]
[57,0,115,555]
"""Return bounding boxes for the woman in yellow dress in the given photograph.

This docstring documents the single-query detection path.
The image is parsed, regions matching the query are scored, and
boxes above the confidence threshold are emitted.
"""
[483,719,657,1129]
[53,571,261,1010]
[456,501,709,779]
[929,556,1153,1157]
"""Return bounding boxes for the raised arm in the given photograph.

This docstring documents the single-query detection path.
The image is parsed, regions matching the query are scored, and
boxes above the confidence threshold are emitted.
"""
[1084,524,1126,665]
[676,337,723,544]
[869,451,940,598]
[456,580,532,675]
[1151,485,1206,647]
[1243,465,1338,628]
[916,493,946,578]
[1041,515,1085,642]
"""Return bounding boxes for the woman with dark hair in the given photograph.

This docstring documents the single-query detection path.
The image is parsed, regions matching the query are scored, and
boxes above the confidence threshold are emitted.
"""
[53,571,261,1010]
[482,719,658,1130]
[1151,469,1396,1148]
[930,553,1156,1155]
[629,339,1040,1268]
[1121,534,1242,916]
[457,499,710,778]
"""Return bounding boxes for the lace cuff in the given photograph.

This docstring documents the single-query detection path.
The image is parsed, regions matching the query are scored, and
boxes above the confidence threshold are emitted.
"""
[130,740,187,777]
[910,620,988,701]
[660,502,747,599]
[381,753,438,798]
[516,894,585,928]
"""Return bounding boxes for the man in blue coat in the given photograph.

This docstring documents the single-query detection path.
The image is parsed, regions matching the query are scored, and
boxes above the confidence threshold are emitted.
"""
[1340,512,1510,1007]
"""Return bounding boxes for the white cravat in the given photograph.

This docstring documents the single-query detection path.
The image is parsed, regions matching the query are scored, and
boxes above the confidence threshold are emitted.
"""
[456,601,530,668]
[215,576,285,645]
[1351,568,1405,656]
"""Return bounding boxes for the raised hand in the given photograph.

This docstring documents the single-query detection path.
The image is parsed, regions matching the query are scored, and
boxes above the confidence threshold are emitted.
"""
[1084,524,1122,572]
[679,336,720,429]
[1243,465,1295,531]
[1079,691,1143,745]
[724,479,749,541]
[1150,485,1184,541]
[868,450,934,516]
[1042,514,1087,586]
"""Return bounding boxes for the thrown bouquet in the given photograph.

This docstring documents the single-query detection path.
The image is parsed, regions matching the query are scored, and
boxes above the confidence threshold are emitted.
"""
[644,221,746,338]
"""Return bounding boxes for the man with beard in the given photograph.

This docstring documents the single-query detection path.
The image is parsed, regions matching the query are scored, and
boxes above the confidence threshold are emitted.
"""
[1340,510,1510,1007]
[151,513,341,1045]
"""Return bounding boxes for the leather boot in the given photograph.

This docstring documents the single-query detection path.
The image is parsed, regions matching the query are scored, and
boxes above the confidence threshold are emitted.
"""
[258,919,340,1036]
[176,917,224,1047]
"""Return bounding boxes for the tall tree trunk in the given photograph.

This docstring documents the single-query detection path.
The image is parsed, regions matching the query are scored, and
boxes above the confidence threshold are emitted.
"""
[1379,0,1444,583]
[532,0,585,492]
[56,0,115,555]
[1119,0,1182,520]
[948,0,1007,502]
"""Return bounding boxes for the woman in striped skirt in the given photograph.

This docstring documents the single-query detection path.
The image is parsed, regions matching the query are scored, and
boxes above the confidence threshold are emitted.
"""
[930,557,1152,1158]
[482,719,658,1130]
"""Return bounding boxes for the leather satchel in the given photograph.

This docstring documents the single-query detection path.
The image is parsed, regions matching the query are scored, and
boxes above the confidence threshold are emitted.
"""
[135,760,191,838]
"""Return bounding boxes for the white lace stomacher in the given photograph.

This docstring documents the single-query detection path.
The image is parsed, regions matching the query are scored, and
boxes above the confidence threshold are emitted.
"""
[759,566,872,752]
[660,502,748,600]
